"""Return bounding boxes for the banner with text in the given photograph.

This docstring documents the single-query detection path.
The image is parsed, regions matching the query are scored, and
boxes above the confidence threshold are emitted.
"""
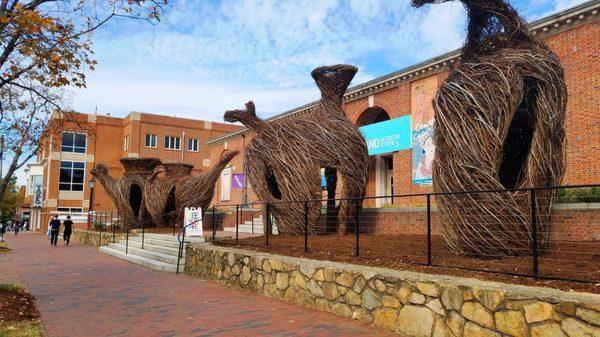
[358,116,412,156]
[184,207,203,237]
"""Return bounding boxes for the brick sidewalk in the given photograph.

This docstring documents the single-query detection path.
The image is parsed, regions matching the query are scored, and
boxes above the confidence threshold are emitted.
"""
[0,233,396,337]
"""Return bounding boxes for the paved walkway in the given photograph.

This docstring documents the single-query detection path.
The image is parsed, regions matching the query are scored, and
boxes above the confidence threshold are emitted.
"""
[1,233,395,337]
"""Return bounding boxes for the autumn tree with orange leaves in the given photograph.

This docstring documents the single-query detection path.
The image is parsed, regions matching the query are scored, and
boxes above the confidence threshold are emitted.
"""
[0,0,171,202]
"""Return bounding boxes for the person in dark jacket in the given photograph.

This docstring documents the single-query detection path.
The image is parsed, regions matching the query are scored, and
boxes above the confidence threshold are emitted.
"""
[13,219,20,236]
[63,215,73,246]
[49,215,60,246]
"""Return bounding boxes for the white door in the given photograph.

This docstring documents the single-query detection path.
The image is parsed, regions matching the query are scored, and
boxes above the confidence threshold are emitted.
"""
[220,167,232,201]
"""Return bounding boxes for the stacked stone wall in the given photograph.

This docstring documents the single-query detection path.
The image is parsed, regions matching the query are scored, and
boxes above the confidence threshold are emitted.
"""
[185,244,600,337]
[72,229,128,247]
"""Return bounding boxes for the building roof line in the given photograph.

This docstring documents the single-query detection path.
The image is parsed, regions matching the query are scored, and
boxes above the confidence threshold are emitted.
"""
[206,0,599,146]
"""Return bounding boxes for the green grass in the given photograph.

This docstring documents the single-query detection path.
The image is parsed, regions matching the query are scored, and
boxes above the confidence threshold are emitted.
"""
[0,284,20,291]
[0,242,8,254]
[0,321,41,337]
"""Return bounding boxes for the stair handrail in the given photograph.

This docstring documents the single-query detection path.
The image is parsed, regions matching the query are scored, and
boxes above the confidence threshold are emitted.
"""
[175,216,205,274]
[122,211,174,254]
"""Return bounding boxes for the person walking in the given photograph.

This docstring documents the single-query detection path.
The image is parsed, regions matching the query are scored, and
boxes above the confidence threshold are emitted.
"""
[14,219,20,237]
[49,215,60,246]
[0,221,5,242]
[63,215,73,246]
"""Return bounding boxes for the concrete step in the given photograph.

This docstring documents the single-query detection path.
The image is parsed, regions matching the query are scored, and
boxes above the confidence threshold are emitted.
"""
[142,233,205,243]
[119,240,181,256]
[99,246,179,273]
[127,236,198,249]
[107,243,183,264]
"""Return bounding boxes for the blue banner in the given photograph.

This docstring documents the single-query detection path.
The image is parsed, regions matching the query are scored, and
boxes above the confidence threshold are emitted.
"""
[359,116,412,155]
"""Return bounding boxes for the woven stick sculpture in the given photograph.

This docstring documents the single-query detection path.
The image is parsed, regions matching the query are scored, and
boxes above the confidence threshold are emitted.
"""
[90,157,161,227]
[224,65,368,235]
[412,0,566,256]
[144,150,239,227]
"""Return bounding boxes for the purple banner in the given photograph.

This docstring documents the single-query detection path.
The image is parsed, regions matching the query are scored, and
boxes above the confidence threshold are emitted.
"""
[232,173,246,189]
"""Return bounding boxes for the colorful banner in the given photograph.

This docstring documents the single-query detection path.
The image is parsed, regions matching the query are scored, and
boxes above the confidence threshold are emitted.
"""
[232,173,246,189]
[184,207,203,237]
[358,116,412,156]
[411,76,437,185]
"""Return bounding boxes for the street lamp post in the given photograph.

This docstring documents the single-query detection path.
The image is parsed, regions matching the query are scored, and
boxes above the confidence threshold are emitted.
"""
[88,178,95,229]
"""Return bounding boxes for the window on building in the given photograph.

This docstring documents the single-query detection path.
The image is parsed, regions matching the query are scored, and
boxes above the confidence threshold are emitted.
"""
[164,136,181,150]
[145,134,157,148]
[57,207,83,213]
[61,133,86,153]
[124,135,130,151]
[59,161,85,191]
[188,138,199,152]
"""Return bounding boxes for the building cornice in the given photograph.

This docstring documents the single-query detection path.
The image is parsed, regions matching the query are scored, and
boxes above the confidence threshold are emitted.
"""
[207,0,599,146]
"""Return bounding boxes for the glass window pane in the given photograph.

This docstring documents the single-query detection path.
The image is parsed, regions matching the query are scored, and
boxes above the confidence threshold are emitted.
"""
[61,145,72,152]
[59,183,71,191]
[73,162,85,169]
[175,137,180,149]
[62,133,74,146]
[74,134,86,147]
[60,168,72,183]
[72,169,84,184]
[60,161,71,169]
[72,184,83,191]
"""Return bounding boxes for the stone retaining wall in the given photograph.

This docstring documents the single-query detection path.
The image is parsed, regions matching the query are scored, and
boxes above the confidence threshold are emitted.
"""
[185,244,600,337]
[72,229,128,247]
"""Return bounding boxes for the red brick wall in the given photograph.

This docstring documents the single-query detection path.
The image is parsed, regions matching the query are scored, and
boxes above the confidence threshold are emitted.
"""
[208,19,599,207]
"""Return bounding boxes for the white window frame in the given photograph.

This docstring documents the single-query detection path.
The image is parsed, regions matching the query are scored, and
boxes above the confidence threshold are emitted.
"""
[60,132,87,154]
[188,138,199,152]
[164,136,181,150]
[124,135,130,151]
[59,161,85,191]
[145,134,157,148]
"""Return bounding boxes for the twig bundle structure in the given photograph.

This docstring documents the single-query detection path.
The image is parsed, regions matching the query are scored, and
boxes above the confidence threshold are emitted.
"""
[224,65,369,235]
[412,0,566,256]
[144,150,239,227]
[90,157,161,227]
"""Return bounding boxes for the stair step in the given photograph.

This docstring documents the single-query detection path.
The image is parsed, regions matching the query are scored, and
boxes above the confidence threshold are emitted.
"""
[141,233,205,243]
[107,243,183,264]
[99,246,179,273]
[119,240,181,256]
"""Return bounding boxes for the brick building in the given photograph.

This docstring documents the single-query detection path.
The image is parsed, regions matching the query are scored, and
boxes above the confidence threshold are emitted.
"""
[206,1,599,208]
[25,111,241,230]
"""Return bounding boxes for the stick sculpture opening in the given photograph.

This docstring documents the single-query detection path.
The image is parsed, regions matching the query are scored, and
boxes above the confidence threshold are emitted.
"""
[412,0,566,256]
[144,150,239,227]
[90,157,161,227]
[224,64,368,235]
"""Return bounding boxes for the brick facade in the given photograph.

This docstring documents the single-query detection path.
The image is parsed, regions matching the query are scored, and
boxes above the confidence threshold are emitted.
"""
[207,9,599,207]
[35,112,242,218]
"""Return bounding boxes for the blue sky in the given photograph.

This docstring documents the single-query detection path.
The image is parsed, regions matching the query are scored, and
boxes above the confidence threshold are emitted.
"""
[9,0,588,184]
[70,0,588,122]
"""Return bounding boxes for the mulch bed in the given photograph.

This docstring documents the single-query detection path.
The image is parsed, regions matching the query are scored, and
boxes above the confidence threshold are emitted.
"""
[0,286,39,325]
[216,234,600,294]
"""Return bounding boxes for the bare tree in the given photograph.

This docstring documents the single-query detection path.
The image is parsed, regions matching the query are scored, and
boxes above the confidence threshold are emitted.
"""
[0,0,172,201]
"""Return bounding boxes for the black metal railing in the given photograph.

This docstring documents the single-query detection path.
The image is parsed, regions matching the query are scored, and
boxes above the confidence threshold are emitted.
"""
[208,184,600,284]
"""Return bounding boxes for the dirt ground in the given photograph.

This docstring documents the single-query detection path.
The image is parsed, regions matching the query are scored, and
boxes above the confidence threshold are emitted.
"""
[0,285,39,324]
[216,234,600,294]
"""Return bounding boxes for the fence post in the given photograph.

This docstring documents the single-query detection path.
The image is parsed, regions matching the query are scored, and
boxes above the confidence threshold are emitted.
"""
[125,228,129,254]
[212,205,216,244]
[112,213,116,244]
[265,204,270,247]
[235,205,239,245]
[142,221,145,250]
[427,194,432,266]
[355,198,360,257]
[304,201,308,253]
[530,189,539,279]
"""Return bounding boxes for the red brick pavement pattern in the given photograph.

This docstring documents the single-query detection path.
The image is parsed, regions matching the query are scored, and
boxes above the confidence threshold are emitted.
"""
[1,233,397,337]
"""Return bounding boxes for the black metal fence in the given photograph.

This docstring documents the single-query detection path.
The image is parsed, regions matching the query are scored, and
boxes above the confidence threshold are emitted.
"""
[210,184,600,284]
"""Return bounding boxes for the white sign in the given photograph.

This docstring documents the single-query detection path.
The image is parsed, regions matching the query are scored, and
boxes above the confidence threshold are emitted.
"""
[184,207,203,237]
